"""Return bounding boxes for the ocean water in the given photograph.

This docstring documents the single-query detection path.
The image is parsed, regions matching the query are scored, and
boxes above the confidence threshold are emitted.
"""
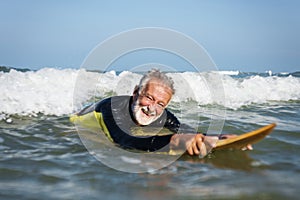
[0,67,300,199]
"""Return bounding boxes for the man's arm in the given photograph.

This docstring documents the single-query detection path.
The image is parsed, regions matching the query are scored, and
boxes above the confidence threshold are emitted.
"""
[164,110,253,156]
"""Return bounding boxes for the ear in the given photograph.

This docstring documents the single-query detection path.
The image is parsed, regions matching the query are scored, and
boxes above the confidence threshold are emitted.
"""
[132,85,139,99]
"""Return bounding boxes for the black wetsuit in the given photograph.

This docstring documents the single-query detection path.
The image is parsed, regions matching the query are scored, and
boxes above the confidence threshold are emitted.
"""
[79,96,195,152]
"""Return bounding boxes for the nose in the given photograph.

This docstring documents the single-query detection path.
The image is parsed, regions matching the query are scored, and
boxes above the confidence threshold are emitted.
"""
[147,103,157,113]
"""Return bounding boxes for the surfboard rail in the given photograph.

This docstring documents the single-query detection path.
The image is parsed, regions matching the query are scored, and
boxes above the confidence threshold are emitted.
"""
[214,123,276,150]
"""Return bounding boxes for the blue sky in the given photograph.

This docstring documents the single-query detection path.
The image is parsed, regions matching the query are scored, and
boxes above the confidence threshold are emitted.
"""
[0,0,299,72]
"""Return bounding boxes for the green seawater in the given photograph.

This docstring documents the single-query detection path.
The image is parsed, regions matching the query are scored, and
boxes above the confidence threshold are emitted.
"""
[0,102,299,200]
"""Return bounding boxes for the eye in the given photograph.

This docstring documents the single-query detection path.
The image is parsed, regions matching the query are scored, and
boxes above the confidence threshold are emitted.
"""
[146,95,154,101]
[157,102,165,108]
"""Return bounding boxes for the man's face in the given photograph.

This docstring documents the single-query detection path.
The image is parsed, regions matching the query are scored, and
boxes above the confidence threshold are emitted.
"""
[132,80,173,125]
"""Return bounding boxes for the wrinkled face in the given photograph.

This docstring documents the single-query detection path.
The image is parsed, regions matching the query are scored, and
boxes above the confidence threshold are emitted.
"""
[132,80,173,125]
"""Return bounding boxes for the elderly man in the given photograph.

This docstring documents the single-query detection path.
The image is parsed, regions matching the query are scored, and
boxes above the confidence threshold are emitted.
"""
[74,69,250,156]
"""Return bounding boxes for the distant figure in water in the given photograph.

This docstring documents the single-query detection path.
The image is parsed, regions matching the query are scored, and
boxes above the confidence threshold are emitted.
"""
[74,69,252,156]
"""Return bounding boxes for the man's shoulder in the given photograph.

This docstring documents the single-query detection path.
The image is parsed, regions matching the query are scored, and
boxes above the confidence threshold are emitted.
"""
[164,109,178,119]
[95,95,132,111]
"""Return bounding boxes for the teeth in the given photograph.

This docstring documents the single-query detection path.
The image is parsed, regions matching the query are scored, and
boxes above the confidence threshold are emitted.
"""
[141,107,155,116]
[142,108,149,114]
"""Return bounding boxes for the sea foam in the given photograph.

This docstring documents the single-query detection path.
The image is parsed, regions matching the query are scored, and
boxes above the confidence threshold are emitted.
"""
[0,68,300,117]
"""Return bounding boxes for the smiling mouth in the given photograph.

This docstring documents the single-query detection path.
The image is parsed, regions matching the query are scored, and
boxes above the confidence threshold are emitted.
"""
[141,107,155,117]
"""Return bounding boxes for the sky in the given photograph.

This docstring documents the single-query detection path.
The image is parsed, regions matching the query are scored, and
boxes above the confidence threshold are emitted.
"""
[0,0,299,72]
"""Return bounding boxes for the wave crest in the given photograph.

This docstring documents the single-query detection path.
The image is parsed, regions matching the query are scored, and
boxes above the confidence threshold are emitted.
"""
[1,68,299,116]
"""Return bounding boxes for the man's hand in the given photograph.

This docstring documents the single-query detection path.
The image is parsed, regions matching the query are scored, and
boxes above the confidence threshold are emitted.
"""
[170,133,253,157]
[170,134,218,157]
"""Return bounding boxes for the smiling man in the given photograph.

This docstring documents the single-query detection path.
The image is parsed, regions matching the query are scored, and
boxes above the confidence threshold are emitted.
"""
[131,70,174,126]
[73,69,247,156]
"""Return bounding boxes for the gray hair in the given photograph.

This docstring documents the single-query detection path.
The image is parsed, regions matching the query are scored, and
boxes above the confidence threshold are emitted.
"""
[137,69,175,94]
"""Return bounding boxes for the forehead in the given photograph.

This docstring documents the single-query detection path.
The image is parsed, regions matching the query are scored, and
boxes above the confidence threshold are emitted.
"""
[142,80,173,102]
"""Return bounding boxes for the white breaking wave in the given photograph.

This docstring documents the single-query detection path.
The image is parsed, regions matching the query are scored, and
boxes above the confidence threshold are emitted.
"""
[0,68,78,116]
[0,68,300,116]
[217,70,240,76]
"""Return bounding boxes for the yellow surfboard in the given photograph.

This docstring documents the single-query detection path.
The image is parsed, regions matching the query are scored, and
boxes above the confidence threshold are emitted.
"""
[214,123,276,150]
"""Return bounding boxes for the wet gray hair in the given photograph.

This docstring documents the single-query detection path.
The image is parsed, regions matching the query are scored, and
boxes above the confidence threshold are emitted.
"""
[137,69,175,94]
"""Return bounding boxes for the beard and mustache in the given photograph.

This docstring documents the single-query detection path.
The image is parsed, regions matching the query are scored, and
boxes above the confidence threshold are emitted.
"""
[131,98,162,126]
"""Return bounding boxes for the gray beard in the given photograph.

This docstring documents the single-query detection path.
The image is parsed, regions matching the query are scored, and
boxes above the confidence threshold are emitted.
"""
[131,100,162,125]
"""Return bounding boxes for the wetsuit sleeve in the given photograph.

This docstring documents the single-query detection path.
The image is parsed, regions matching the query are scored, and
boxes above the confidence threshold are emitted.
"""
[112,130,173,152]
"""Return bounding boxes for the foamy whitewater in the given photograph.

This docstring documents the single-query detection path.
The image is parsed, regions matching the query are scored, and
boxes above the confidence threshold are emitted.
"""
[1,67,300,118]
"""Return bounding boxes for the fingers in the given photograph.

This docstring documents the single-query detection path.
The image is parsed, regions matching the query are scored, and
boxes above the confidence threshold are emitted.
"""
[198,140,207,157]
[193,138,205,155]
[173,134,222,157]
[246,144,253,150]
[186,134,207,156]
[185,136,197,156]
[241,144,253,151]
[185,136,195,155]
[187,145,194,156]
